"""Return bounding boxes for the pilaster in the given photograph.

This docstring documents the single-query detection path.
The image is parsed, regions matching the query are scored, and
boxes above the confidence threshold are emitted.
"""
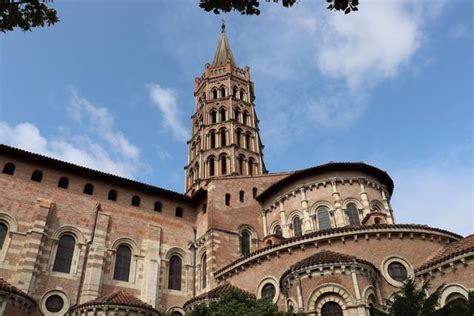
[331,181,345,227]
[299,188,312,234]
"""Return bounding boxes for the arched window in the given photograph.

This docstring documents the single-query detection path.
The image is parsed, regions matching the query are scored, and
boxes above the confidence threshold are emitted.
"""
[317,206,331,230]
[210,131,216,148]
[372,204,381,212]
[212,89,218,100]
[201,254,207,289]
[248,158,255,176]
[113,245,132,281]
[242,112,248,125]
[345,203,360,225]
[238,155,244,175]
[236,129,242,147]
[57,177,69,189]
[240,89,244,100]
[274,225,282,237]
[240,231,251,256]
[209,157,215,176]
[234,109,240,122]
[252,187,258,198]
[154,201,162,212]
[108,190,117,201]
[220,129,226,146]
[321,301,343,316]
[220,108,226,121]
[83,183,94,195]
[0,223,8,249]
[220,87,226,98]
[2,163,15,175]
[225,193,231,206]
[175,207,183,218]
[31,170,43,182]
[52,234,76,273]
[220,155,227,175]
[239,190,245,202]
[131,195,140,207]
[293,216,302,237]
[210,110,217,123]
[245,133,251,150]
[233,86,238,98]
[168,255,182,290]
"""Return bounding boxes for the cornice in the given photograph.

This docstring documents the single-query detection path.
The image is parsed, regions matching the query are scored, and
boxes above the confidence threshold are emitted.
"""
[213,224,461,280]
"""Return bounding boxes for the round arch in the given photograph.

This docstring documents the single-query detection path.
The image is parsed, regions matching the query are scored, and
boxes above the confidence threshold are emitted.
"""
[440,283,469,306]
[165,247,191,266]
[51,225,86,245]
[111,237,140,255]
[307,283,354,312]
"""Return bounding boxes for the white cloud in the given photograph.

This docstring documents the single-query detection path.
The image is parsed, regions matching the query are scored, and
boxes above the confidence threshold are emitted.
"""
[70,90,140,160]
[147,83,188,140]
[316,1,424,90]
[0,90,144,179]
[0,122,141,178]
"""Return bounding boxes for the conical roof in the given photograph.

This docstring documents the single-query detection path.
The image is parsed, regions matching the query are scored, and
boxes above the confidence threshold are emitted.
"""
[211,21,236,67]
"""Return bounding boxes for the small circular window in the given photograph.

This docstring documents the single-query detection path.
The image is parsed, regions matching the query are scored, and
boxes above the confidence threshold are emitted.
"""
[388,262,408,282]
[261,283,276,301]
[45,295,64,313]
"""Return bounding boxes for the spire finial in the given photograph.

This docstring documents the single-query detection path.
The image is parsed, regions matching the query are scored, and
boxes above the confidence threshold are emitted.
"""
[221,18,225,33]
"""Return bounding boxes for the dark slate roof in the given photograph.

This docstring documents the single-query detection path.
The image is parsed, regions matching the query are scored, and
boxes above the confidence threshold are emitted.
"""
[257,162,394,202]
[0,144,204,204]
[211,23,236,66]
[416,234,474,272]
[183,283,254,308]
[214,224,462,277]
[281,250,378,282]
[0,278,36,305]
[70,290,158,313]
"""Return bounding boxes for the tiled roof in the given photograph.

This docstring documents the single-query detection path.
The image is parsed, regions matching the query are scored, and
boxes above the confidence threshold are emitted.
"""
[0,144,206,203]
[214,224,462,277]
[70,290,158,313]
[281,250,378,282]
[0,278,36,305]
[416,234,474,272]
[183,283,254,308]
[257,161,394,201]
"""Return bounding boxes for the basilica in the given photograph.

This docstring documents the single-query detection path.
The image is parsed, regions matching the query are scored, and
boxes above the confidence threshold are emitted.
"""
[0,24,472,316]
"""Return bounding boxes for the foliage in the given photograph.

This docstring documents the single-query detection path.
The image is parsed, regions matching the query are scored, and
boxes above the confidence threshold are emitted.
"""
[0,0,58,33]
[376,279,473,316]
[199,0,359,15]
[187,289,286,316]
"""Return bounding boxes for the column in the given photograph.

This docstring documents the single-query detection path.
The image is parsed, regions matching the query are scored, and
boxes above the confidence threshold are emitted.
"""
[359,179,371,217]
[80,211,110,303]
[331,181,345,227]
[261,211,268,237]
[381,190,394,224]
[279,201,290,238]
[14,198,52,293]
[299,188,312,234]
[141,225,162,307]
[295,276,304,312]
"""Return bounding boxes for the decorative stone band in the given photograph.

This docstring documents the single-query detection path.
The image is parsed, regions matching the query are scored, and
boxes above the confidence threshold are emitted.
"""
[0,278,36,314]
[214,224,461,280]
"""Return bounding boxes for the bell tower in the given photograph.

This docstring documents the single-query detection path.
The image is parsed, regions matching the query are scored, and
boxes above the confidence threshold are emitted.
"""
[185,22,267,195]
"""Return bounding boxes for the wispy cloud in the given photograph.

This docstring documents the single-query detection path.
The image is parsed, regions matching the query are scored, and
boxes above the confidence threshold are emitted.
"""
[448,23,470,39]
[70,89,140,160]
[147,83,188,141]
[0,90,144,179]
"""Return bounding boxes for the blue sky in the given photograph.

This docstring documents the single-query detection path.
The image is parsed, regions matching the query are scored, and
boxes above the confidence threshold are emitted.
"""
[1,0,472,235]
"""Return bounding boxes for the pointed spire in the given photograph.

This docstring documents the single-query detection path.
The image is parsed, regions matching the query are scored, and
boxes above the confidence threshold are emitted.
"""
[211,19,236,67]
